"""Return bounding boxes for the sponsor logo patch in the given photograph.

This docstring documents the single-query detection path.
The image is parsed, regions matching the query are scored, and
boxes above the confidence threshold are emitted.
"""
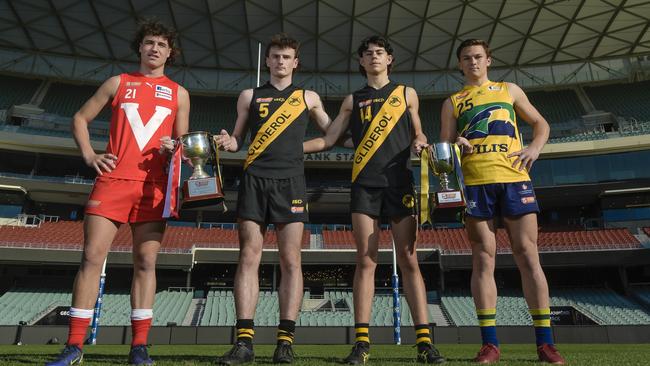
[521,196,536,204]
[488,85,502,91]
[126,81,141,86]
[256,97,273,103]
[291,206,304,213]
[155,85,172,100]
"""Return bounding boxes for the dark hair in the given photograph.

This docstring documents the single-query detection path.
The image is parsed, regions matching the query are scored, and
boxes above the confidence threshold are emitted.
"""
[357,35,394,77]
[131,18,179,65]
[265,33,300,60]
[456,39,492,60]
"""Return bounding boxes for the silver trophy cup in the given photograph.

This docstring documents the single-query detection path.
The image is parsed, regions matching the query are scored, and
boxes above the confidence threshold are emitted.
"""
[431,142,454,191]
[180,131,214,180]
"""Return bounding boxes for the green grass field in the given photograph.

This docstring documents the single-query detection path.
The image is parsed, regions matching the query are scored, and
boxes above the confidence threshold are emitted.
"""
[1,344,648,365]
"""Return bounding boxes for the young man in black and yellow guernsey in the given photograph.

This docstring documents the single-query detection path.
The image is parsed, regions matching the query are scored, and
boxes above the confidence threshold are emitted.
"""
[214,33,331,365]
[303,35,445,365]
[440,39,565,365]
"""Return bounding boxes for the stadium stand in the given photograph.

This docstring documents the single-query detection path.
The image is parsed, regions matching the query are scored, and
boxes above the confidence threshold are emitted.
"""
[526,89,585,125]
[0,289,192,326]
[40,82,111,121]
[0,75,41,110]
[0,222,311,251]
[630,286,650,308]
[189,94,237,134]
[321,228,642,253]
[441,288,650,326]
[199,289,421,326]
[585,80,650,120]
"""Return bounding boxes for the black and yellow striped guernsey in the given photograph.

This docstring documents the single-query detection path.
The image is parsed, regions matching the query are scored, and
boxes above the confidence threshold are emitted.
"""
[350,82,412,187]
[245,82,309,178]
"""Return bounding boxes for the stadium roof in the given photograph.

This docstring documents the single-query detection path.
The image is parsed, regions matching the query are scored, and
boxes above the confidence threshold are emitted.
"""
[1,0,649,95]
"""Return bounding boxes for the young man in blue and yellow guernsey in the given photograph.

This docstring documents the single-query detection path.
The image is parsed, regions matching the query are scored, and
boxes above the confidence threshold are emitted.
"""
[440,39,565,364]
[304,35,445,365]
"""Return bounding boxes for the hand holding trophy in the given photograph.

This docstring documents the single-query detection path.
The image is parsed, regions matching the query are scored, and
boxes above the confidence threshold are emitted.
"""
[428,142,466,209]
[179,131,225,209]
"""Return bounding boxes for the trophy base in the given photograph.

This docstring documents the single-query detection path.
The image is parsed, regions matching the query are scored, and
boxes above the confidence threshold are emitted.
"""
[181,177,225,211]
[435,190,465,209]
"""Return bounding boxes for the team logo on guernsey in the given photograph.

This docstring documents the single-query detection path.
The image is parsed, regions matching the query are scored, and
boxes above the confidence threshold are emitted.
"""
[288,96,302,106]
[388,96,402,107]
[462,105,516,140]
[402,194,415,209]
[256,97,273,103]
[155,85,172,101]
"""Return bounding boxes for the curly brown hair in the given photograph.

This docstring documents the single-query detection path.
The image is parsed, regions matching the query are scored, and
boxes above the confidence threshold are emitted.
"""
[264,33,300,68]
[130,18,179,65]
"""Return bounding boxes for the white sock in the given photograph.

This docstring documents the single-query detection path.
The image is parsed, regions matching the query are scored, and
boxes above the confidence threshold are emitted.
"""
[69,307,94,319]
[131,308,153,320]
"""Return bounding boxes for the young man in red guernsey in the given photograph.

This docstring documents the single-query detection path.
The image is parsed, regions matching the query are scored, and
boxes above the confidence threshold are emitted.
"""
[45,20,189,366]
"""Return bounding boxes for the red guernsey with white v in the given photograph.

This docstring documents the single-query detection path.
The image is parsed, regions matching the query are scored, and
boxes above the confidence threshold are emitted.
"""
[104,72,179,182]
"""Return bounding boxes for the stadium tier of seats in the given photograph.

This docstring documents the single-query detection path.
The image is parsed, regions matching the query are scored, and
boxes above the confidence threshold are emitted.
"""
[0,74,41,110]
[526,89,585,125]
[0,222,641,253]
[0,289,192,326]
[0,222,310,251]
[40,82,112,121]
[321,228,642,253]
[199,289,418,326]
[585,81,650,120]
[441,288,650,326]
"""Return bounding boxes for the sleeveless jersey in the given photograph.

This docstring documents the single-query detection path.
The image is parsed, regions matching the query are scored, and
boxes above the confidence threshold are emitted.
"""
[245,82,309,178]
[451,81,530,185]
[350,82,412,187]
[104,72,178,182]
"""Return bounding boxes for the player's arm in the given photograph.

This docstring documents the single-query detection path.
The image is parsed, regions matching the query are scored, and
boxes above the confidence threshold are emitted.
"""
[406,87,427,155]
[303,94,353,153]
[160,86,191,154]
[440,97,473,153]
[507,82,550,171]
[215,89,253,152]
[305,90,331,133]
[72,75,120,175]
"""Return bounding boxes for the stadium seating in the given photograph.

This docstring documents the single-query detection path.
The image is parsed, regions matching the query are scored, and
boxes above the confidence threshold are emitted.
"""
[585,81,650,120]
[40,82,111,121]
[200,289,420,326]
[0,222,310,251]
[0,74,41,110]
[0,289,192,326]
[441,288,650,326]
[321,228,641,253]
[189,95,237,134]
[630,286,650,308]
[526,89,585,125]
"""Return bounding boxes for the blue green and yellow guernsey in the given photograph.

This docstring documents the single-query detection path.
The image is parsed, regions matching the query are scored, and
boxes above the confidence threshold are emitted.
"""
[451,81,530,185]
